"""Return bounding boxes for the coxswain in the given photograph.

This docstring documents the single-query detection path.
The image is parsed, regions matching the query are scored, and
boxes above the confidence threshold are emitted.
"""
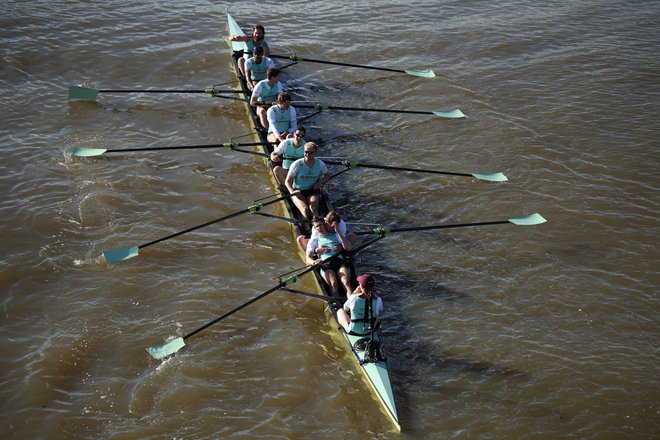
[271,126,306,187]
[250,67,283,129]
[337,274,383,335]
[285,142,330,220]
[228,24,269,78]
[244,45,275,90]
[266,92,297,145]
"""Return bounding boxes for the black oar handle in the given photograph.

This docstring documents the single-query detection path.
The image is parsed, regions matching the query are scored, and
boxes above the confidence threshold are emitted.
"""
[354,220,510,236]
[270,54,406,74]
[182,265,316,340]
[139,193,296,249]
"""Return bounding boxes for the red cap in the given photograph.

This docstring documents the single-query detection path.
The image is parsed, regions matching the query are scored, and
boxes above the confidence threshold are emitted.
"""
[356,274,375,289]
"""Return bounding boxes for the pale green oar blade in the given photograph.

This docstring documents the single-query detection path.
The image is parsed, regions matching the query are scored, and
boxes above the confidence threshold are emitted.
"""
[103,245,139,264]
[69,86,99,101]
[147,337,185,360]
[509,213,546,226]
[72,147,107,157]
[226,13,246,52]
[404,69,436,78]
[433,109,466,118]
[472,172,508,182]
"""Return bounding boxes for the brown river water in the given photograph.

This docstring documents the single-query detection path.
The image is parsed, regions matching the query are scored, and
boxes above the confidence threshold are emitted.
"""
[1,1,658,438]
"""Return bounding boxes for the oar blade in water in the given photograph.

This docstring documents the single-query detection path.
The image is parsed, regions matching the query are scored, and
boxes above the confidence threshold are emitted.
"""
[509,213,546,226]
[432,109,466,118]
[72,147,107,157]
[471,172,508,182]
[69,86,99,101]
[404,69,436,78]
[147,337,185,360]
[103,245,139,264]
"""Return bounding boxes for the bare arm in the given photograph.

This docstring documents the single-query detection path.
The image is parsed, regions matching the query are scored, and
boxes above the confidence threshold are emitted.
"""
[285,171,298,194]
[228,35,249,42]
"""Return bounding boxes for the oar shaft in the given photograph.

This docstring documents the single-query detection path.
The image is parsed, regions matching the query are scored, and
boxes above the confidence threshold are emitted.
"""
[295,103,434,115]
[323,160,472,177]
[98,89,240,94]
[183,282,282,340]
[270,54,407,74]
[139,193,295,249]
[104,142,270,154]
[355,220,510,236]
[182,265,316,340]
[386,221,509,233]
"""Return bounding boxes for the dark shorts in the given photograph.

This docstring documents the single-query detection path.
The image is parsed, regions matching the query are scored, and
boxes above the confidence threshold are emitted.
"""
[321,255,345,273]
[297,188,319,199]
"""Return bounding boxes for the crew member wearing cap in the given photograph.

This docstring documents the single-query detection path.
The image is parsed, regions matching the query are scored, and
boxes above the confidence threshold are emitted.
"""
[228,24,269,78]
[244,46,275,90]
[337,274,384,335]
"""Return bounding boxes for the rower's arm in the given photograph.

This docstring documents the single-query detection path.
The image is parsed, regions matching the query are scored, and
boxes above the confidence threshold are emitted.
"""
[285,171,296,194]
[336,226,352,252]
[228,35,248,42]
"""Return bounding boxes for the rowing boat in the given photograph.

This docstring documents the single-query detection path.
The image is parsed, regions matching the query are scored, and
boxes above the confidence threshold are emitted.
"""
[226,13,400,431]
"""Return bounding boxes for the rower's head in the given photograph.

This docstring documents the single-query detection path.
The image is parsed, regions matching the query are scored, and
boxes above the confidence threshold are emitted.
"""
[252,45,264,61]
[294,126,306,143]
[325,211,341,227]
[311,217,327,234]
[252,24,265,41]
[267,67,281,82]
[303,142,317,160]
[277,92,292,109]
[356,274,375,293]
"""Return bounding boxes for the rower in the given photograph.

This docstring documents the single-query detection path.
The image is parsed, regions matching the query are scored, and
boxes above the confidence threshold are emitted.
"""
[266,92,297,145]
[271,126,306,187]
[244,46,275,90]
[228,24,269,78]
[306,217,353,298]
[285,142,330,220]
[250,67,283,130]
[297,210,357,252]
[337,274,383,336]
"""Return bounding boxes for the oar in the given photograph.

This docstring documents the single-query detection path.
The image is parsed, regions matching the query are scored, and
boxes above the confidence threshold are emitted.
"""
[281,287,346,303]
[71,141,270,157]
[294,103,465,119]
[146,265,317,359]
[270,54,436,78]
[102,193,296,264]
[354,214,547,237]
[68,85,242,101]
[324,159,507,182]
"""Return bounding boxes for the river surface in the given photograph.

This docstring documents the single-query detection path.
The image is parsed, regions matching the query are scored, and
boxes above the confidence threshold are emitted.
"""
[1,1,658,439]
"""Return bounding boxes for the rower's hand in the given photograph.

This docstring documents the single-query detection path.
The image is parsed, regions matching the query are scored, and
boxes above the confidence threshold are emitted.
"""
[313,258,323,266]
[313,182,322,191]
